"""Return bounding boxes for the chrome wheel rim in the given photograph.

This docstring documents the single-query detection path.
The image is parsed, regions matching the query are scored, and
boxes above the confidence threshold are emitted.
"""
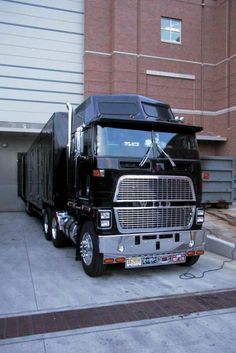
[80,232,93,266]
[51,217,57,240]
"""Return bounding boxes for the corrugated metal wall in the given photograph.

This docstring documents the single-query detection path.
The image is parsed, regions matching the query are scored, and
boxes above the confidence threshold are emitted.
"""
[0,0,84,211]
[0,0,84,130]
[201,156,235,206]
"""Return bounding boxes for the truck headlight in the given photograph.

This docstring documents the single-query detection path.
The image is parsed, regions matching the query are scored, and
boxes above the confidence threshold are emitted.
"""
[100,212,111,219]
[196,208,205,224]
[98,210,112,229]
[100,220,110,227]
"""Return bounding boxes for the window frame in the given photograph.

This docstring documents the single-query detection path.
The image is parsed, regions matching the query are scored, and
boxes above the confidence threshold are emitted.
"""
[161,17,182,45]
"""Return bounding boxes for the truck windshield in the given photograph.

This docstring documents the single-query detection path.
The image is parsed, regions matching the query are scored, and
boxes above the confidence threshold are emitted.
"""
[96,126,199,159]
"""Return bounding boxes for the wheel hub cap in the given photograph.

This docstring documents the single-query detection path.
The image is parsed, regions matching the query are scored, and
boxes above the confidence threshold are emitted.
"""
[80,232,93,266]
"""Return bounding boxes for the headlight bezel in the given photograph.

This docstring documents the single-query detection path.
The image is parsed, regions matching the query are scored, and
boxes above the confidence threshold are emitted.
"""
[97,210,112,229]
[196,207,205,225]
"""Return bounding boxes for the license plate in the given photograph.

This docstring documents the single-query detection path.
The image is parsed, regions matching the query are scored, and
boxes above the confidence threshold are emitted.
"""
[126,256,142,268]
[172,254,186,263]
[143,255,158,265]
[125,253,186,269]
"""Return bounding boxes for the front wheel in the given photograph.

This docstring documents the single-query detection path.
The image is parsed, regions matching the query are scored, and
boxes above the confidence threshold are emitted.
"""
[180,255,200,266]
[80,222,105,277]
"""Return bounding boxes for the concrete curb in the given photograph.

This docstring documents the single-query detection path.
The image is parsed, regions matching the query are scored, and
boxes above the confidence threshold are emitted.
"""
[206,234,236,260]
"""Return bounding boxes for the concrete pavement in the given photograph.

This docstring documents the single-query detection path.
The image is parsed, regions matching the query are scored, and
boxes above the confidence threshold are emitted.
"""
[205,204,236,259]
[0,211,236,352]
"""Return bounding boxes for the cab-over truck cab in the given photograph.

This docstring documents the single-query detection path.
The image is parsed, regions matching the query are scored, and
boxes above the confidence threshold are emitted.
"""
[19,95,205,277]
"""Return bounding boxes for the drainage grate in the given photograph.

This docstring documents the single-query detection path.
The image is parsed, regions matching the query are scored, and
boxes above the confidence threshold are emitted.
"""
[0,289,236,340]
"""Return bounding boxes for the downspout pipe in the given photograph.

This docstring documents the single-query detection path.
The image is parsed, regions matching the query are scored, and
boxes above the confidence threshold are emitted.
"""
[66,102,73,158]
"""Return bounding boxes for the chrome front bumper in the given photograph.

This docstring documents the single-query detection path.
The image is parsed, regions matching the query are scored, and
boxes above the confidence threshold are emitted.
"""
[99,229,206,258]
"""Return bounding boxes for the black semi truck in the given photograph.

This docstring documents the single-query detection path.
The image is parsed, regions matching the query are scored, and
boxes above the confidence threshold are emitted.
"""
[18,94,206,277]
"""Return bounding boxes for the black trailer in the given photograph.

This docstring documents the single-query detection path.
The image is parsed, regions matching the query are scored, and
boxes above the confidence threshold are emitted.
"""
[22,112,68,213]
[17,152,27,201]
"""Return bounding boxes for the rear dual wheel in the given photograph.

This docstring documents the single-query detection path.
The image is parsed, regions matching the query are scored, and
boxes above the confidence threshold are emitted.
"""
[43,208,67,248]
[43,214,104,275]
[43,208,52,241]
[51,213,67,248]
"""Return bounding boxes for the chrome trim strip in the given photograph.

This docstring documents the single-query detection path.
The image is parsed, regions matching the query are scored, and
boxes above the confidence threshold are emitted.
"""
[114,206,195,234]
[114,175,196,202]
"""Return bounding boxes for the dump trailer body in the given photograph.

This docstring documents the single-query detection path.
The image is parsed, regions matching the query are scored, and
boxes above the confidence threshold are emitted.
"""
[25,112,68,212]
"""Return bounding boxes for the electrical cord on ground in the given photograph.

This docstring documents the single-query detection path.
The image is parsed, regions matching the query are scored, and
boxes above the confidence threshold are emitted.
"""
[179,245,236,280]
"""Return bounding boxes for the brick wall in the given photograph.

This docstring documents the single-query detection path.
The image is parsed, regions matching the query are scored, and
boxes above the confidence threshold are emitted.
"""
[84,0,236,157]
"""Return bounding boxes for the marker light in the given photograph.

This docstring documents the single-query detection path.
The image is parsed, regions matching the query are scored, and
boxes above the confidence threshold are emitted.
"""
[93,169,105,177]
[104,258,114,264]
[187,251,196,257]
[196,250,204,256]
[115,257,125,263]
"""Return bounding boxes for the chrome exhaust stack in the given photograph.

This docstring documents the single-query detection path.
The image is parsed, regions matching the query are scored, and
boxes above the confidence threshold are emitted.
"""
[66,102,73,158]
[66,102,73,190]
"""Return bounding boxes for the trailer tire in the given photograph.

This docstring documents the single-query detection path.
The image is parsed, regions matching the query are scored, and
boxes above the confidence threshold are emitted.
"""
[51,212,67,248]
[43,208,52,241]
[25,202,34,216]
[180,255,200,266]
[80,222,105,277]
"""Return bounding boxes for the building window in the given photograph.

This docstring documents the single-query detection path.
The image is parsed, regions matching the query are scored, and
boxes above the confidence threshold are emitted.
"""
[161,17,182,44]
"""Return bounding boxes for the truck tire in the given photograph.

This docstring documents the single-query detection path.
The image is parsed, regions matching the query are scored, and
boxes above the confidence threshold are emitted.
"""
[51,212,67,248]
[80,221,105,277]
[180,255,200,266]
[43,208,52,241]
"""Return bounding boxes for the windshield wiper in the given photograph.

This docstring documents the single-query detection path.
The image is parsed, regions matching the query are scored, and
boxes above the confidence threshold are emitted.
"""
[139,131,176,168]
[155,141,176,168]
[139,130,176,168]
[139,143,153,167]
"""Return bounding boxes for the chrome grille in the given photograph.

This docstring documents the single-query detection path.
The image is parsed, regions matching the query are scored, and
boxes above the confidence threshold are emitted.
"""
[114,206,195,233]
[114,175,195,202]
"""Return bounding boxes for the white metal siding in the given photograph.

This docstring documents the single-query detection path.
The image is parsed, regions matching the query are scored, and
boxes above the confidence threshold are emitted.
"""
[0,0,84,130]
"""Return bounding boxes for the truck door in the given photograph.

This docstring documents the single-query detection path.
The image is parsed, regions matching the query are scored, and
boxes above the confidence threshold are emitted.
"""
[75,127,92,202]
